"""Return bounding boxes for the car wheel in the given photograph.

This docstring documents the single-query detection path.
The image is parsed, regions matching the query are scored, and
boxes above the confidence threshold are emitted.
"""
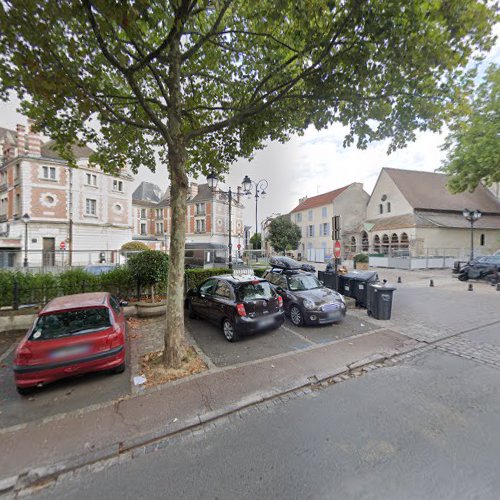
[458,273,468,282]
[187,301,197,319]
[222,318,240,342]
[111,363,125,374]
[17,386,34,396]
[290,305,303,326]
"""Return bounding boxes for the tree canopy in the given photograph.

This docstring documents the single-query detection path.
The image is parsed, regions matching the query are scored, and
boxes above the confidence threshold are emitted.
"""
[0,0,496,367]
[250,233,261,250]
[440,64,500,193]
[268,216,301,254]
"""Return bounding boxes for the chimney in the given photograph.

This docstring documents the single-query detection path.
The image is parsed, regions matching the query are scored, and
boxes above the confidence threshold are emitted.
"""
[16,124,26,156]
[27,119,41,157]
[299,196,308,205]
[236,186,242,203]
[188,182,198,199]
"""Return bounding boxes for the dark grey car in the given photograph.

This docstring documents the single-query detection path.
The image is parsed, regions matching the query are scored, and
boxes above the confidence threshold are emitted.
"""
[263,269,346,326]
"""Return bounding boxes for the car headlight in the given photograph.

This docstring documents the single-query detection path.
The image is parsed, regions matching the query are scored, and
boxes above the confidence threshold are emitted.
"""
[303,298,315,310]
[335,292,345,303]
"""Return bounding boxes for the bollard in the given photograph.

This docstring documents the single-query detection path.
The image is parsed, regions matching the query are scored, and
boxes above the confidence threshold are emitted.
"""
[497,283,500,292]
[468,283,473,291]
[429,279,434,287]
[397,276,402,283]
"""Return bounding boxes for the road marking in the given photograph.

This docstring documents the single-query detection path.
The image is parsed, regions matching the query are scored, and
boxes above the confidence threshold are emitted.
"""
[0,343,16,365]
[281,324,315,345]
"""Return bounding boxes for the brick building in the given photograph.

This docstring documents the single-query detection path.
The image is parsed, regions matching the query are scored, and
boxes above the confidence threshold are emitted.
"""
[0,121,134,268]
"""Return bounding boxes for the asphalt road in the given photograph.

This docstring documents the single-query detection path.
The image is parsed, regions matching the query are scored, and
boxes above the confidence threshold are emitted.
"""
[32,335,500,500]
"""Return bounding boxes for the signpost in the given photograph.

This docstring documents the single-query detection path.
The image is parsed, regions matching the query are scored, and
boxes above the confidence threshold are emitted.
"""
[332,216,341,273]
[60,241,66,269]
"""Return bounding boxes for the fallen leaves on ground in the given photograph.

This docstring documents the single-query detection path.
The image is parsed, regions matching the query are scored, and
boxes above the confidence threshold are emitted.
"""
[139,346,207,387]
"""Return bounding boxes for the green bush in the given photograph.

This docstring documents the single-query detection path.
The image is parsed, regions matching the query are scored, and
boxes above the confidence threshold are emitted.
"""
[252,267,268,277]
[184,268,231,291]
[59,268,99,295]
[121,241,150,252]
[354,253,369,263]
[128,251,168,286]
[98,266,135,299]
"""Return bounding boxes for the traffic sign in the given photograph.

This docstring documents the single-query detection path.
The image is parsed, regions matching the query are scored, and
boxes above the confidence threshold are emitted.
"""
[334,240,341,259]
[237,243,241,250]
[59,241,66,251]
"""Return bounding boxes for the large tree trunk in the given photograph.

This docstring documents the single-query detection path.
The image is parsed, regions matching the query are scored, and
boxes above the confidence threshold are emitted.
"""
[163,145,188,368]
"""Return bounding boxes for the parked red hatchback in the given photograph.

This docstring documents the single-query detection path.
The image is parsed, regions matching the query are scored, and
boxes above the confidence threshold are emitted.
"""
[13,292,127,395]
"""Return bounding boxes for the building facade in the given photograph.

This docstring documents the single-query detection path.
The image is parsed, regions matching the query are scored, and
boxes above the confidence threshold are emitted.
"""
[0,122,134,268]
[290,183,369,261]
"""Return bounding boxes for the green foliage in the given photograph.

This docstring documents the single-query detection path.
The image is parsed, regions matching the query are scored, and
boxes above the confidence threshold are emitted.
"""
[268,216,302,254]
[98,266,135,298]
[252,268,268,278]
[121,241,151,253]
[127,251,169,288]
[184,268,231,291]
[440,64,500,192]
[354,253,369,263]
[250,233,262,250]
[59,268,99,295]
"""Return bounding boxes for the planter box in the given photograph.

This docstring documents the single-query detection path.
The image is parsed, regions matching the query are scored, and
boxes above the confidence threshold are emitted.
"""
[354,262,369,270]
[136,300,167,318]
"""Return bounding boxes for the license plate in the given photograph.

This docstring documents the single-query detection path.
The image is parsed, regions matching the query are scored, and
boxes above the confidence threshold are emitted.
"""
[258,317,274,327]
[50,345,91,359]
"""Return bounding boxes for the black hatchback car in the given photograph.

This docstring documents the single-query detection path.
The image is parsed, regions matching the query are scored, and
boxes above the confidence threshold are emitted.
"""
[186,275,285,341]
[263,268,346,326]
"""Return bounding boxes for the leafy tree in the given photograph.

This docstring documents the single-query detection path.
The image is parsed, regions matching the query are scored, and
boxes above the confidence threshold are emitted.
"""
[127,250,169,301]
[268,216,301,254]
[249,233,262,250]
[440,64,500,193]
[0,1,496,367]
[121,241,151,253]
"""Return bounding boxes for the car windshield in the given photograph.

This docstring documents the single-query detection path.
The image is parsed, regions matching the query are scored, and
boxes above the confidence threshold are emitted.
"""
[288,275,322,291]
[30,307,111,340]
[239,281,274,301]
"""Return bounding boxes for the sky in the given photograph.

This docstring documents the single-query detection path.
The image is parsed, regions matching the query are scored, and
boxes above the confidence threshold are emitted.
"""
[1,27,498,232]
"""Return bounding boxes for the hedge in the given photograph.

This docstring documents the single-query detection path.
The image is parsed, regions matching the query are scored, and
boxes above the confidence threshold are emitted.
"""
[184,267,231,291]
[252,267,268,277]
[353,253,369,263]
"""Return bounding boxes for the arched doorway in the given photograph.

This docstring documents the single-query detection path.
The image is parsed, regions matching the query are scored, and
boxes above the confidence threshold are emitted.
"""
[382,234,390,255]
[350,236,357,253]
[391,233,399,253]
[400,232,409,249]
[361,231,369,252]
[373,235,381,253]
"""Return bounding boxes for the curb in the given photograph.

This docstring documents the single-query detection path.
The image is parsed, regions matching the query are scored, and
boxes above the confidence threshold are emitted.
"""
[1,347,406,496]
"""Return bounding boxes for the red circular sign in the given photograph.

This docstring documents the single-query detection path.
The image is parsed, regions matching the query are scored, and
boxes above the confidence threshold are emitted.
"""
[334,241,341,259]
[59,241,66,250]
[237,244,241,250]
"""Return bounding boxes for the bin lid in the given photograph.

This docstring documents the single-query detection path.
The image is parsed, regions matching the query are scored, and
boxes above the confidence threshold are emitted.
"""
[369,282,396,291]
[343,271,379,281]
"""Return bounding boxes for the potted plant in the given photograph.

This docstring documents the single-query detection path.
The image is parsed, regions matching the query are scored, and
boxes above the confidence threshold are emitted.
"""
[353,253,369,270]
[128,251,169,317]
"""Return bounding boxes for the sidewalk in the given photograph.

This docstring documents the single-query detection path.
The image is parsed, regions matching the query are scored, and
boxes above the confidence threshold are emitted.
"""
[0,328,417,493]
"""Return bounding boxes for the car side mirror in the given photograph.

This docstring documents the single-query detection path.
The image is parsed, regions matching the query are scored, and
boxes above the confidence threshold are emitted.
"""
[276,287,284,293]
[120,300,128,308]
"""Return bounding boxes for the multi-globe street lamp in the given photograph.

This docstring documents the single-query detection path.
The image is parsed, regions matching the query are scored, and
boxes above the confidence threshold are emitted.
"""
[462,208,482,261]
[241,176,268,258]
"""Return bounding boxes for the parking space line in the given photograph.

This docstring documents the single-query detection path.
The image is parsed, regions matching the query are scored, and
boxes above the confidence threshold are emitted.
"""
[282,324,316,345]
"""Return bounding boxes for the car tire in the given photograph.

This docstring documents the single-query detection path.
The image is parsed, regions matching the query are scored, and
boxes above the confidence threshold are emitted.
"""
[458,273,469,282]
[290,305,304,326]
[187,301,197,319]
[222,318,240,342]
[17,386,34,396]
[111,363,126,374]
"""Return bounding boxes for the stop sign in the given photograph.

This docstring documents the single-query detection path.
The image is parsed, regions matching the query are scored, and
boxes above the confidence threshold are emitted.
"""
[237,244,241,250]
[59,241,66,251]
[334,240,341,259]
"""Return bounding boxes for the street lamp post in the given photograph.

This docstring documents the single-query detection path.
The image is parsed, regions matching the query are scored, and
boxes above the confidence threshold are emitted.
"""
[207,169,249,270]
[462,208,482,262]
[242,176,268,260]
[22,213,30,268]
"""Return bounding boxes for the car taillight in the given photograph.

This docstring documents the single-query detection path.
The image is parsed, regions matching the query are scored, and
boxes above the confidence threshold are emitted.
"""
[16,346,32,364]
[107,328,122,348]
[236,303,246,317]
[278,296,283,308]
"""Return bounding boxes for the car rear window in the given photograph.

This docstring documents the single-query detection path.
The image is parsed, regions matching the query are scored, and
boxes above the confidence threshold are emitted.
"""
[30,307,111,340]
[238,281,274,301]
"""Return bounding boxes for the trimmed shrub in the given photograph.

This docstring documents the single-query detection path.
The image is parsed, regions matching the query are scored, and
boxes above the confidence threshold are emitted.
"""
[184,268,231,291]
[98,266,135,299]
[59,268,99,295]
[127,251,169,299]
[121,241,150,252]
[252,267,268,278]
[354,253,369,263]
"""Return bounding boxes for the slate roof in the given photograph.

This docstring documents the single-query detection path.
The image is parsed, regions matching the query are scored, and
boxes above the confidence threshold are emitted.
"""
[41,140,95,160]
[290,185,350,213]
[0,126,15,143]
[132,181,163,203]
[384,168,500,214]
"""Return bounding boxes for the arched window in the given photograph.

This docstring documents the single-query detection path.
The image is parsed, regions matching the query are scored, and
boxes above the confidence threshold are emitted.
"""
[391,233,399,252]
[480,234,485,246]
[373,235,381,253]
[361,231,369,252]
[382,234,390,255]
[400,232,409,248]
[350,236,357,253]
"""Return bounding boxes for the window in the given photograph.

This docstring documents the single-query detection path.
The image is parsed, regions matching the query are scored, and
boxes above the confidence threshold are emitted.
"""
[0,197,6,216]
[238,282,274,301]
[113,180,123,192]
[85,198,97,216]
[320,222,329,236]
[110,296,121,314]
[195,203,206,216]
[296,213,302,223]
[387,202,391,213]
[379,204,383,214]
[42,166,56,180]
[322,207,328,218]
[200,278,217,294]
[86,173,97,186]
[155,222,164,235]
[308,225,314,237]
[308,210,313,221]
[196,219,206,233]
[15,163,20,180]
[155,208,163,220]
[480,234,485,246]
[0,171,7,186]
[15,193,21,215]
[140,208,147,219]
[215,281,232,299]
[140,223,147,235]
